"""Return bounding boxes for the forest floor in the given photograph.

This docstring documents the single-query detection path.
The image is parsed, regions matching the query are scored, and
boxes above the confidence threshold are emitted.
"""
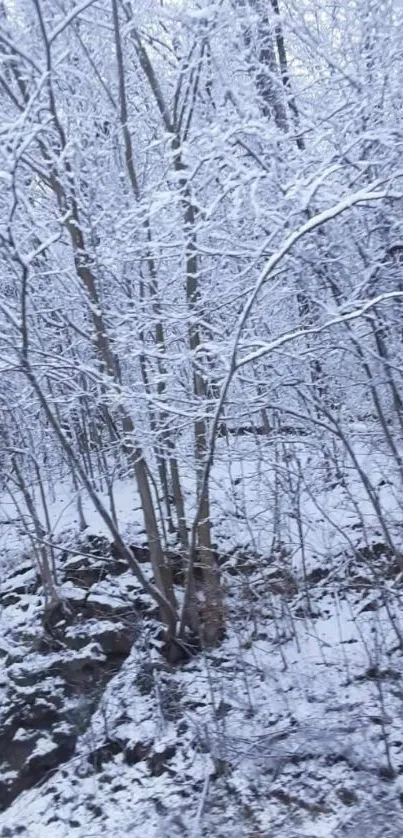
[1,433,403,836]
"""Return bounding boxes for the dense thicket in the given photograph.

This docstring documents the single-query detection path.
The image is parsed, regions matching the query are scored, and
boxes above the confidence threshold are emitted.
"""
[1,0,403,653]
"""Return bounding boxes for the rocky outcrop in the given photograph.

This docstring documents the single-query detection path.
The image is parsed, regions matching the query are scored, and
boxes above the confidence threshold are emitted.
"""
[0,537,153,812]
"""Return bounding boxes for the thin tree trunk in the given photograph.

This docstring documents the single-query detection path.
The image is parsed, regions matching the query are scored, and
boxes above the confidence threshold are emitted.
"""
[113,0,187,543]
[123,12,224,641]
[5,14,176,634]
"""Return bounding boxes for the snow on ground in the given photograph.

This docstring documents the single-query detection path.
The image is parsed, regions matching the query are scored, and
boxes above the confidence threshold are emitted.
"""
[1,432,403,835]
[2,582,403,837]
[1,429,401,573]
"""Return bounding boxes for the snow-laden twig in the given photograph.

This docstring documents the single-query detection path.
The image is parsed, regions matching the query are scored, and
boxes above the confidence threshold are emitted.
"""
[180,180,403,631]
[237,290,403,368]
[49,0,100,45]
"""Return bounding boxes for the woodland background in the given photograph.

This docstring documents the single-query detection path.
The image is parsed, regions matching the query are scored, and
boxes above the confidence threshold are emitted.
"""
[1,1,403,835]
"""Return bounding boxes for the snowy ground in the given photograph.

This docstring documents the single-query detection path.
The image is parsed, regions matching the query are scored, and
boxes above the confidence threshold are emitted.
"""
[2,573,403,837]
[1,430,401,571]
[1,432,403,836]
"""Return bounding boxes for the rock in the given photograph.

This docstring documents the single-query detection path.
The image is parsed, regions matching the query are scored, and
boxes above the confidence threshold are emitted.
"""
[14,698,60,729]
[76,534,111,559]
[63,557,108,588]
[0,725,75,812]
[87,738,122,771]
[360,598,380,613]
[24,735,76,777]
[61,645,106,681]
[0,534,147,813]
[0,592,22,607]
[109,559,130,576]
[0,642,9,659]
[78,596,129,621]
[1,566,41,599]
[8,561,35,579]
[337,787,358,806]
[96,626,133,657]
[148,744,176,776]
[61,534,132,588]
[7,662,49,688]
[52,724,76,747]
[125,741,150,766]
[111,542,150,565]
[307,566,330,584]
